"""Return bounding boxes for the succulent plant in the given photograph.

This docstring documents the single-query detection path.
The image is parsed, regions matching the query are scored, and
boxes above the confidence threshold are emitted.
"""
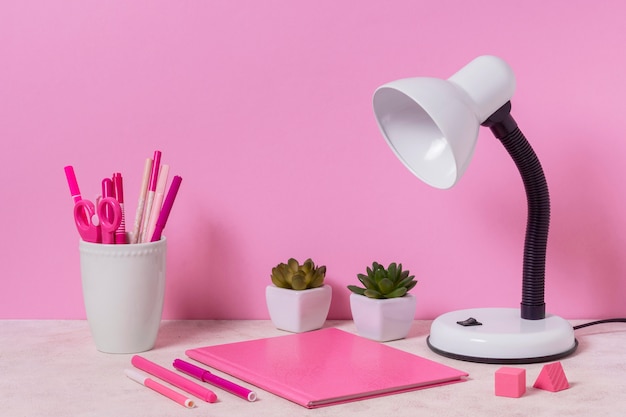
[347,261,417,299]
[271,258,326,290]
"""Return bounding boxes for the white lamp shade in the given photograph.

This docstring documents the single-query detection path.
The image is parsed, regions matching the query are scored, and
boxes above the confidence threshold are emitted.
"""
[372,55,516,189]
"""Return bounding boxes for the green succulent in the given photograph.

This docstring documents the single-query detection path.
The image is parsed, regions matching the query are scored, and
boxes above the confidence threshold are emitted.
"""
[347,261,417,299]
[271,258,326,290]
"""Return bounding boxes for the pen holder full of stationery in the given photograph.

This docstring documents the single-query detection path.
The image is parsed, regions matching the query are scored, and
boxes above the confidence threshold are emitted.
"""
[79,237,167,353]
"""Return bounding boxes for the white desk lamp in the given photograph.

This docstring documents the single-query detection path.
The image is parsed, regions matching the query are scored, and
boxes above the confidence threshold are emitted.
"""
[372,55,578,364]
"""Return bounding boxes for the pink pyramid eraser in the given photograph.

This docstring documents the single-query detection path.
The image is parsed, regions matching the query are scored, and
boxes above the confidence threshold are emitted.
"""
[533,362,569,392]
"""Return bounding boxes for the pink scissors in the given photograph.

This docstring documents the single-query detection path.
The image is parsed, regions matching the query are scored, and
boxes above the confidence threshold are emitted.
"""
[73,197,122,244]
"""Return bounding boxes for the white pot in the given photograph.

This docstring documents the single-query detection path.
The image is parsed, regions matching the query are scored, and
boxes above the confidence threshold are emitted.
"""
[266,284,332,333]
[350,293,416,342]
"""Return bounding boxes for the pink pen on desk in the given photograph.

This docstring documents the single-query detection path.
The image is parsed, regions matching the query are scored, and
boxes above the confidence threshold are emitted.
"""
[151,175,182,242]
[131,355,217,403]
[173,359,257,402]
[140,150,162,243]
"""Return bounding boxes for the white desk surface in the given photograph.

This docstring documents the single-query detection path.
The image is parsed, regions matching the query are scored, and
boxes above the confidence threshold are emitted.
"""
[1,319,624,416]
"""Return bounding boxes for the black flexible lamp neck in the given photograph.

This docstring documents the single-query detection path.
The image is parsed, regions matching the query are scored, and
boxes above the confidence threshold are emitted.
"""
[481,102,548,320]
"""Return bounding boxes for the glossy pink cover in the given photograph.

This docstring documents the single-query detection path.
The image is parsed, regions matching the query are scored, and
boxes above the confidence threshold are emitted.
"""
[186,328,468,408]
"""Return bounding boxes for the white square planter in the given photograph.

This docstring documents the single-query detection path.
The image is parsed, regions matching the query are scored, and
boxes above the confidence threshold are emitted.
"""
[350,293,416,342]
[266,284,332,333]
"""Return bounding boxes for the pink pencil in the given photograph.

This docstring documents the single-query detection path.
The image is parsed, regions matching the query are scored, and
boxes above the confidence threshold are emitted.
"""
[125,369,195,408]
[144,164,169,242]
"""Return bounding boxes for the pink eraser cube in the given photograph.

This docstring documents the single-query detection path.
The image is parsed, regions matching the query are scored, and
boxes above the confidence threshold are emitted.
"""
[495,367,526,398]
[533,362,569,392]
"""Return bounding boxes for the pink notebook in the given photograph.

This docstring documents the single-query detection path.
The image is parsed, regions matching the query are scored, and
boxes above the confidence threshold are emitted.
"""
[186,327,468,408]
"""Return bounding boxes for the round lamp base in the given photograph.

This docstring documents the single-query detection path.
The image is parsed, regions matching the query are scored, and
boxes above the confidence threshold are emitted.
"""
[427,308,578,364]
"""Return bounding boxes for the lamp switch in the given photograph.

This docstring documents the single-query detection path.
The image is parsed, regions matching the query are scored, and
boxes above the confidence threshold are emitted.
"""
[456,317,482,327]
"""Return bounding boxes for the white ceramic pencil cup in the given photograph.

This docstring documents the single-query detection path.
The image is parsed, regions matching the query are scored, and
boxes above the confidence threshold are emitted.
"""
[79,237,167,354]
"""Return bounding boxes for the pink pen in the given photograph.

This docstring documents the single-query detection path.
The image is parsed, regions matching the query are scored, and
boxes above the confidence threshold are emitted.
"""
[113,173,127,244]
[173,359,257,402]
[151,175,182,242]
[131,355,217,403]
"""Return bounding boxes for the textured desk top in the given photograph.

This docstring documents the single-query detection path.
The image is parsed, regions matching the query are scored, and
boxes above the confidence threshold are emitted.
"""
[0,320,624,416]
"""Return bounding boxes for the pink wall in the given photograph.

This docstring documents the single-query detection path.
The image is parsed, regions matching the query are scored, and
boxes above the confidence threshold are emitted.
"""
[1,1,625,320]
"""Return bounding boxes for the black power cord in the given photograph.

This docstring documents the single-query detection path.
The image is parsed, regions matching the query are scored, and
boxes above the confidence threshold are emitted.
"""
[573,318,626,330]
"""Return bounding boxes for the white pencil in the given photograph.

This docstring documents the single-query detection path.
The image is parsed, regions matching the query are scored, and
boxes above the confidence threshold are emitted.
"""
[140,150,162,242]
[125,369,195,408]
[131,158,153,244]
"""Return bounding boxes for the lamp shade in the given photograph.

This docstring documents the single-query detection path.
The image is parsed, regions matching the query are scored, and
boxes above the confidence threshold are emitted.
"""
[372,55,516,189]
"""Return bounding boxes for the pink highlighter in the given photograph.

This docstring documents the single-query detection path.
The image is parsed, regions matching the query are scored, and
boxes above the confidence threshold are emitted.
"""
[64,165,88,225]
[64,165,82,203]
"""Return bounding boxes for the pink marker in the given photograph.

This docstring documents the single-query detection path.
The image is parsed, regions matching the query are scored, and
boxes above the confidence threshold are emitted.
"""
[64,165,82,203]
[131,355,217,403]
[173,359,257,402]
[65,165,89,224]
[125,369,195,408]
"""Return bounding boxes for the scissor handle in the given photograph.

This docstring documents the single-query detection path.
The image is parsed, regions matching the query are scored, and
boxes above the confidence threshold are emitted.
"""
[97,197,122,244]
[73,200,100,243]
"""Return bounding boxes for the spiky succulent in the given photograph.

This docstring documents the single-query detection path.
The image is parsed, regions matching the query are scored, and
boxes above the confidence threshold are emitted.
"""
[348,261,417,299]
[271,258,326,290]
